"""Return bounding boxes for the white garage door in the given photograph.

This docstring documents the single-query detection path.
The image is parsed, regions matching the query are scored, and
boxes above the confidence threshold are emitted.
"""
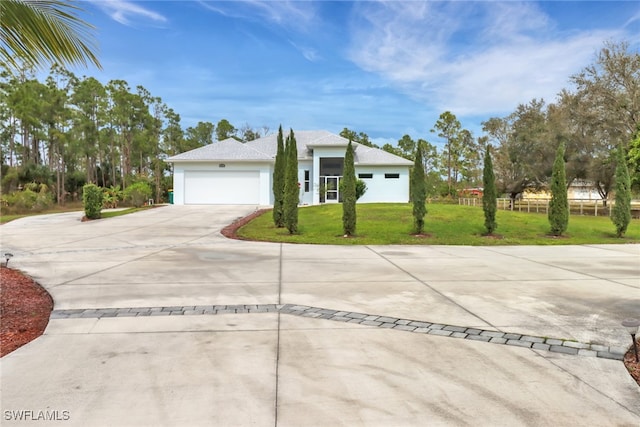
[184,170,260,204]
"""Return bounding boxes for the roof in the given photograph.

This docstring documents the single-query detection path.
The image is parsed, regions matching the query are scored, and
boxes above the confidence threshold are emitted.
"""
[167,138,272,162]
[168,130,412,166]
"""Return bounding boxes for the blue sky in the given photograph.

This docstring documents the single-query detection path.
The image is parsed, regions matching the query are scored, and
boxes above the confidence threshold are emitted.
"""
[76,1,640,147]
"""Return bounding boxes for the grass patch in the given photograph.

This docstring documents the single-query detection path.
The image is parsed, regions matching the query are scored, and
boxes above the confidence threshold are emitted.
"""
[1,204,159,224]
[237,203,640,245]
[99,206,154,219]
[0,202,84,224]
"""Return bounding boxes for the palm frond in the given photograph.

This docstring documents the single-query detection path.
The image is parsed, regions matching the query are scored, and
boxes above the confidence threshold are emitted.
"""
[0,0,101,70]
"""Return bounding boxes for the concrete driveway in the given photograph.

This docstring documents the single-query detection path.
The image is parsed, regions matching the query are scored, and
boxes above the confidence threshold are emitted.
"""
[1,205,639,426]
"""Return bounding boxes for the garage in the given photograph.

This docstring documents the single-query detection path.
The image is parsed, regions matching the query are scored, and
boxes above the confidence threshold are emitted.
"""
[183,170,260,204]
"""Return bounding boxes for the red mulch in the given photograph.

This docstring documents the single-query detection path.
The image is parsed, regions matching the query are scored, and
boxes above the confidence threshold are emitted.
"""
[624,342,640,386]
[220,209,269,239]
[0,266,53,357]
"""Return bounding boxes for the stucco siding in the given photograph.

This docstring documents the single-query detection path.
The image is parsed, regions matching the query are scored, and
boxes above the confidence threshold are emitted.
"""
[356,166,410,203]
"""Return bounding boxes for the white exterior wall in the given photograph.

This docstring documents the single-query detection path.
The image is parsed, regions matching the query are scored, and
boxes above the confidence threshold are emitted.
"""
[172,162,272,205]
[171,152,409,206]
[299,160,313,205]
[355,166,410,203]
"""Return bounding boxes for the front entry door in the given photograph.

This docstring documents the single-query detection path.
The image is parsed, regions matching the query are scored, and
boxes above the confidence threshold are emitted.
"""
[320,176,342,203]
[325,177,339,202]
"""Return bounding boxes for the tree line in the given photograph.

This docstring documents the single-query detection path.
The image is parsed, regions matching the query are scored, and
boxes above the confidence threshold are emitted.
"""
[0,64,270,204]
[344,41,640,203]
[2,38,638,211]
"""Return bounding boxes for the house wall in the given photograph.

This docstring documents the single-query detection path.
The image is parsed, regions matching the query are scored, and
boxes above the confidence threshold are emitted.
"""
[172,161,272,205]
[171,153,409,206]
[355,166,410,203]
[299,160,313,205]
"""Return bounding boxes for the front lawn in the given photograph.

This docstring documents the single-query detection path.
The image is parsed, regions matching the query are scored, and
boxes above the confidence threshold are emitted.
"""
[237,203,640,245]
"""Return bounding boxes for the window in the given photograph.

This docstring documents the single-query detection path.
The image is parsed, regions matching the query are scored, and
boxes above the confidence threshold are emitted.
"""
[385,173,400,179]
[358,173,373,179]
[304,170,310,192]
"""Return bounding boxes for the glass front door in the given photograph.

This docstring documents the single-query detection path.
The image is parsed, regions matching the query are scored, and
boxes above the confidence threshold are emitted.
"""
[320,176,342,203]
[326,177,339,202]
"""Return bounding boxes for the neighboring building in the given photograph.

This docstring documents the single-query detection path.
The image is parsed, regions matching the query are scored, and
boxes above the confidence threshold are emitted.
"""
[523,180,603,200]
[167,130,412,205]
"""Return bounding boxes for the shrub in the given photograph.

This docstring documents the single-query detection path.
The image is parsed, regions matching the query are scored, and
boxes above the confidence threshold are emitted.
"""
[342,140,357,236]
[82,184,103,219]
[612,145,631,237]
[411,145,427,234]
[355,179,367,201]
[272,125,285,227]
[548,142,569,236]
[482,146,497,234]
[103,185,123,208]
[283,129,299,234]
[1,167,20,194]
[123,181,152,208]
[341,179,367,201]
[0,184,53,214]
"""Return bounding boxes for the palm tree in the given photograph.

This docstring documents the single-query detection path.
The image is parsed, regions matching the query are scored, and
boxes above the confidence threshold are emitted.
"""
[0,0,101,70]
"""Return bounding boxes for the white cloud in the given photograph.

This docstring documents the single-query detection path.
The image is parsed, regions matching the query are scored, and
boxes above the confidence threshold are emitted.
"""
[198,0,317,32]
[288,40,321,62]
[347,1,624,117]
[90,0,167,26]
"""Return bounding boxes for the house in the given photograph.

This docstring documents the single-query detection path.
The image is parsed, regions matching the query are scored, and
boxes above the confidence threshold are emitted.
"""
[523,179,603,201]
[167,130,412,205]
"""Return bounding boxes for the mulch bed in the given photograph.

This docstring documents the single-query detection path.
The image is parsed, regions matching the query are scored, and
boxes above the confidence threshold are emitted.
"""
[220,208,269,240]
[624,344,640,386]
[1,266,53,357]
[2,212,640,390]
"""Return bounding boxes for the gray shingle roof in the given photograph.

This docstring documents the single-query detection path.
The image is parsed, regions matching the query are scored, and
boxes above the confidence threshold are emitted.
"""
[168,130,412,166]
[352,143,413,166]
[167,138,272,162]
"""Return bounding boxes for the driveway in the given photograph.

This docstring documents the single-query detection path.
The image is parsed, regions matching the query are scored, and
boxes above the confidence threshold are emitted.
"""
[1,205,639,426]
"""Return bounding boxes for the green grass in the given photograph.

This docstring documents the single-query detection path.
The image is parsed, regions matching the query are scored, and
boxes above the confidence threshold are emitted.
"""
[0,202,84,224]
[0,204,157,224]
[237,203,640,245]
[100,206,153,219]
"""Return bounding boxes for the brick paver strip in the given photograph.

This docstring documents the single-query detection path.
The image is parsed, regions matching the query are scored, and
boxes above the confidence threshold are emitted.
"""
[532,343,551,351]
[50,303,627,361]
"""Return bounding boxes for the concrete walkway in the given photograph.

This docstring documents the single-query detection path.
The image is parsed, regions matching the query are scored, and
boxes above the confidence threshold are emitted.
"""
[1,205,639,426]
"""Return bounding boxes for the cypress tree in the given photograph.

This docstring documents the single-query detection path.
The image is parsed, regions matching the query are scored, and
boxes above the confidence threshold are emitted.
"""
[612,145,631,237]
[342,139,356,236]
[482,145,497,235]
[283,129,299,234]
[548,141,569,236]
[272,125,285,227]
[411,143,426,234]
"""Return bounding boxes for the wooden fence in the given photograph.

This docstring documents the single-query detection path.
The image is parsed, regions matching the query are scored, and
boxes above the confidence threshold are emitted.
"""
[459,198,640,218]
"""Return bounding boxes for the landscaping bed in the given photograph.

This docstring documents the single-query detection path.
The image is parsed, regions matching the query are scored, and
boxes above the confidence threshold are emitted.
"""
[1,266,53,357]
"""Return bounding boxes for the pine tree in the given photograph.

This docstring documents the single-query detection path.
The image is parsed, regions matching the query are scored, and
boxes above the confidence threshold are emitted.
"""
[411,143,427,234]
[548,142,569,236]
[482,145,497,234]
[342,139,357,236]
[272,125,285,227]
[612,145,631,237]
[283,129,299,234]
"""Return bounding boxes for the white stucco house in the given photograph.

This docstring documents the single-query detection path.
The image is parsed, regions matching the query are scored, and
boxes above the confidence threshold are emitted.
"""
[167,130,412,205]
